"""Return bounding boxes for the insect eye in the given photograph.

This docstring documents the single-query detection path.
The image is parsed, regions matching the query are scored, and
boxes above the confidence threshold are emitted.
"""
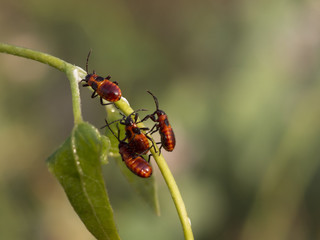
[85,75,91,81]
[95,76,104,82]
[133,127,141,134]
[157,110,165,116]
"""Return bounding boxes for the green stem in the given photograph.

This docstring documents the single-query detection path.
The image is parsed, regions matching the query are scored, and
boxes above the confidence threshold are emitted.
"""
[65,67,85,124]
[114,99,194,240]
[150,148,194,240]
[0,42,85,124]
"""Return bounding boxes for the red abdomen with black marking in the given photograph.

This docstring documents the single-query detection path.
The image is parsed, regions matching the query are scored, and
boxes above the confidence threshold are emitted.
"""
[96,79,121,102]
[126,124,150,155]
[124,155,152,178]
[158,114,176,152]
[86,74,121,102]
[119,142,152,178]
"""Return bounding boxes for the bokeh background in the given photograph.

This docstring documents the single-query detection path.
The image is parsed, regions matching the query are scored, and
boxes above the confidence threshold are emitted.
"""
[1,0,320,239]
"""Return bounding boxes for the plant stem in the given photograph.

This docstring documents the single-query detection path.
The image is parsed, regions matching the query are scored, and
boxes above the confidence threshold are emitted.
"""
[114,100,194,240]
[66,67,85,124]
[150,148,194,240]
[0,42,85,124]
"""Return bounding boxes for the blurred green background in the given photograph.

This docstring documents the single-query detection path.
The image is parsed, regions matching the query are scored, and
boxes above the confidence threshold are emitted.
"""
[1,0,320,239]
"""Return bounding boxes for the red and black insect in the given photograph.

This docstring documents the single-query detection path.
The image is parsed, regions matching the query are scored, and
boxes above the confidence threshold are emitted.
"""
[142,91,176,152]
[106,109,155,155]
[104,120,152,178]
[81,50,122,105]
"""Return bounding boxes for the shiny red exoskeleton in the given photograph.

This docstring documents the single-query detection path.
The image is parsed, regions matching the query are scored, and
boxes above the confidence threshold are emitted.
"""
[121,110,152,155]
[81,50,121,105]
[142,91,176,152]
[103,110,154,155]
[119,142,152,178]
[104,120,152,178]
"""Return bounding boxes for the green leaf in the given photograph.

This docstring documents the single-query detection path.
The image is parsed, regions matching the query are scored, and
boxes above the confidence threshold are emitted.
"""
[47,122,120,240]
[103,110,160,215]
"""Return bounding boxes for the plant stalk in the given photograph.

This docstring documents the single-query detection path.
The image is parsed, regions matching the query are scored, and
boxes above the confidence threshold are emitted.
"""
[115,99,194,240]
[151,148,194,240]
[0,42,84,124]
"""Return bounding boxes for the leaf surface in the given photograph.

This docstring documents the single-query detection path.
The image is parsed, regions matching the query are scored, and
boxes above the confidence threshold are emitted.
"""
[47,122,120,240]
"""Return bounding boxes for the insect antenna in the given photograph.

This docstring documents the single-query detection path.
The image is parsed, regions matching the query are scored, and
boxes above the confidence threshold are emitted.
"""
[103,119,121,142]
[127,109,148,118]
[86,49,92,73]
[147,90,159,110]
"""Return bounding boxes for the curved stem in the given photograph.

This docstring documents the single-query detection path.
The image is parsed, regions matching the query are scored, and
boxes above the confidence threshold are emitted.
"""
[150,148,194,240]
[0,43,67,71]
[0,42,85,124]
[114,99,194,240]
[66,67,85,124]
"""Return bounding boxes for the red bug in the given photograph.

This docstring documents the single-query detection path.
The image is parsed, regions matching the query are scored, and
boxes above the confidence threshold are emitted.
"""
[81,50,122,105]
[104,120,152,178]
[142,91,176,152]
[106,109,155,155]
